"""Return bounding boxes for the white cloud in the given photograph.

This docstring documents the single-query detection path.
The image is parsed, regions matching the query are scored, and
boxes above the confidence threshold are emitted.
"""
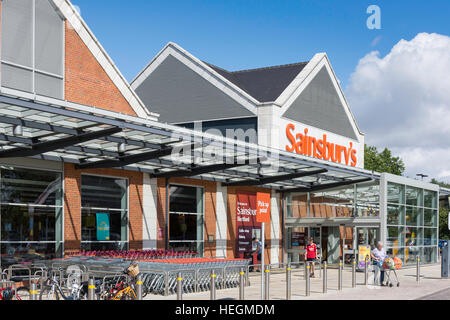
[371,36,382,47]
[347,33,450,183]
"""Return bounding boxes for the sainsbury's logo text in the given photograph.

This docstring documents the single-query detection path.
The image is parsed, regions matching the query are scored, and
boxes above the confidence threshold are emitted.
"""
[285,123,357,167]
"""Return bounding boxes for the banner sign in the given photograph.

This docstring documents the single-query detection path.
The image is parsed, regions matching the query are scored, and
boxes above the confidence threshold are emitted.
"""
[236,192,261,258]
[291,232,306,247]
[256,192,271,223]
[96,213,110,241]
[358,245,371,269]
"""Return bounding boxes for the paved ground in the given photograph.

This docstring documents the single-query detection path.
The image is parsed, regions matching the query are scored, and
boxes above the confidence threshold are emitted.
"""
[418,287,450,300]
[145,264,450,300]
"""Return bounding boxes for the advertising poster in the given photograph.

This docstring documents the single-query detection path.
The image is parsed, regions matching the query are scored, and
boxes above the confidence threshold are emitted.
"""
[96,213,110,241]
[291,232,306,247]
[236,192,261,258]
[256,192,271,224]
[358,245,371,269]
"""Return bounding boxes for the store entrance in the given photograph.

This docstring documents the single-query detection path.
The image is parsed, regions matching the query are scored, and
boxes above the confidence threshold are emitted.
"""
[286,224,360,266]
[325,227,340,264]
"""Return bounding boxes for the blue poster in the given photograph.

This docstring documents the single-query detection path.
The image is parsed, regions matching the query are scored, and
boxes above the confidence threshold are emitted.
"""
[96,213,110,241]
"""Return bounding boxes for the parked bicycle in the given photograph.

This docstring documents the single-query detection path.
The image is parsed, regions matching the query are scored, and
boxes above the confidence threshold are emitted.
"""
[0,271,32,301]
[99,263,140,300]
[39,268,100,300]
[0,285,30,301]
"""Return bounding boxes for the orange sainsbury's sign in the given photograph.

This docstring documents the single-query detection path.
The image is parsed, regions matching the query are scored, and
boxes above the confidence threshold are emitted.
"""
[256,192,271,224]
[285,123,358,167]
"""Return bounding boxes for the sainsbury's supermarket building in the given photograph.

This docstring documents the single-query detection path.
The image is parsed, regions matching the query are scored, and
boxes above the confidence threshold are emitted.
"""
[0,0,448,269]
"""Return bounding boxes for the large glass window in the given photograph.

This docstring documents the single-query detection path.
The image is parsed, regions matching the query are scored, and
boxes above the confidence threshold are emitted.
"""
[0,167,62,269]
[81,175,128,251]
[386,182,438,265]
[286,181,380,219]
[1,0,64,98]
[169,185,204,253]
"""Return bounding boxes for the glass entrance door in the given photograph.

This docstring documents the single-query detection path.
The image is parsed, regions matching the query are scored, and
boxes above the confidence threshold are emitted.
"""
[327,227,341,264]
[356,227,379,248]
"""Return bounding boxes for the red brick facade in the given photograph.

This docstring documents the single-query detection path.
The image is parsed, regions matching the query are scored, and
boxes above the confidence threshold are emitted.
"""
[0,3,285,262]
[62,18,145,254]
[155,178,217,258]
[63,163,143,254]
[64,21,137,116]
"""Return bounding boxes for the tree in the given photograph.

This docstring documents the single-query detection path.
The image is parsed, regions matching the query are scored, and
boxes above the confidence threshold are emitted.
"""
[432,179,450,240]
[364,145,405,175]
[439,207,450,240]
[431,178,450,189]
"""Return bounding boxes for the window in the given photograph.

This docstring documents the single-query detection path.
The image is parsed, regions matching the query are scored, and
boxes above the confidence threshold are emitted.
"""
[1,0,64,99]
[386,182,438,265]
[286,181,380,219]
[0,167,62,269]
[169,185,204,253]
[81,175,128,251]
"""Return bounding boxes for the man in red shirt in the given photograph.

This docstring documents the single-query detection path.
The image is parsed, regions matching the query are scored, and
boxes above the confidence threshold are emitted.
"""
[305,237,318,278]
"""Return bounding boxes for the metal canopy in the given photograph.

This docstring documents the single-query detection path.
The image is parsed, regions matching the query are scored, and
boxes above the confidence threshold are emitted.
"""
[223,168,328,187]
[0,126,122,158]
[75,143,199,170]
[0,92,380,191]
[283,178,373,194]
[152,157,264,178]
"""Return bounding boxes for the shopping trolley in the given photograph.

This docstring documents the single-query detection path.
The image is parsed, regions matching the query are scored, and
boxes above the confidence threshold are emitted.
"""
[382,257,401,287]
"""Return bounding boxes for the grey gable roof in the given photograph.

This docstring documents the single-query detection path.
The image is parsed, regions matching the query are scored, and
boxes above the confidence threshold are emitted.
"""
[204,62,309,103]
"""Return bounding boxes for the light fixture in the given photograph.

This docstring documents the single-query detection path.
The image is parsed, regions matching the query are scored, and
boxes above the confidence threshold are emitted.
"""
[13,125,23,137]
[416,173,428,181]
[118,142,126,153]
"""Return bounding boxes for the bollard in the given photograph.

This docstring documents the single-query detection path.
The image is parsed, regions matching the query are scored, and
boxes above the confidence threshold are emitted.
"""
[364,256,369,286]
[264,266,270,300]
[338,260,343,291]
[30,281,38,301]
[416,255,421,283]
[177,272,183,300]
[40,270,47,292]
[305,262,311,297]
[352,259,356,288]
[286,264,292,300]
[88,277,95,300]
[322,262,328,294]
[210,270,216,301]
[136,273,143,300]
[239,268,245,300]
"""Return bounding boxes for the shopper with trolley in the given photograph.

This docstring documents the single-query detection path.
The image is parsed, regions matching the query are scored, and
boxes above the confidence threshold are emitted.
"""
[371,241,386,286]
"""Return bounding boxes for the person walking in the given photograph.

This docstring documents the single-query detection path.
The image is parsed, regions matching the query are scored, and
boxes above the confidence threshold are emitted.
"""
[305,237,318,278]
[252,237,263,272]
[371,241,386,286]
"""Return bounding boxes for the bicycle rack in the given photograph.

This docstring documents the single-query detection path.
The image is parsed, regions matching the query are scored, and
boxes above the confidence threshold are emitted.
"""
[7,265,33,284]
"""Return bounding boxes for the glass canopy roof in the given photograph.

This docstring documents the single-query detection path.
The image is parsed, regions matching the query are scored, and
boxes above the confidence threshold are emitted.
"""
[0,92,380,192]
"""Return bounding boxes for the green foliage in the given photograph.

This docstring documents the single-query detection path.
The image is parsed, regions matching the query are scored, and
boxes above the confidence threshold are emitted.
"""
[439,207,450,240]
[431,178,450,189]
[364,145,405,175]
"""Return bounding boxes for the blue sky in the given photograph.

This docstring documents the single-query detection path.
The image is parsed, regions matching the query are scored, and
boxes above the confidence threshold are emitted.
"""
[72,0,449,89]
[71,0,450,181]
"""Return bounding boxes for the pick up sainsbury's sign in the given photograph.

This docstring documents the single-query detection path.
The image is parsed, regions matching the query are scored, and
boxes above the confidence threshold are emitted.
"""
[285,123,358,167]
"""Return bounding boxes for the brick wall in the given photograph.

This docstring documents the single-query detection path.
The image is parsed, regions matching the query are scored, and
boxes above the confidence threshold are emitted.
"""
[63,163,144,254]
[156,177,217,258]
[64,21,137,116]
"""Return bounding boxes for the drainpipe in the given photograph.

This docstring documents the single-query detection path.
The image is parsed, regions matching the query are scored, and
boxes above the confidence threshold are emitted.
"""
[165,178,170,250]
